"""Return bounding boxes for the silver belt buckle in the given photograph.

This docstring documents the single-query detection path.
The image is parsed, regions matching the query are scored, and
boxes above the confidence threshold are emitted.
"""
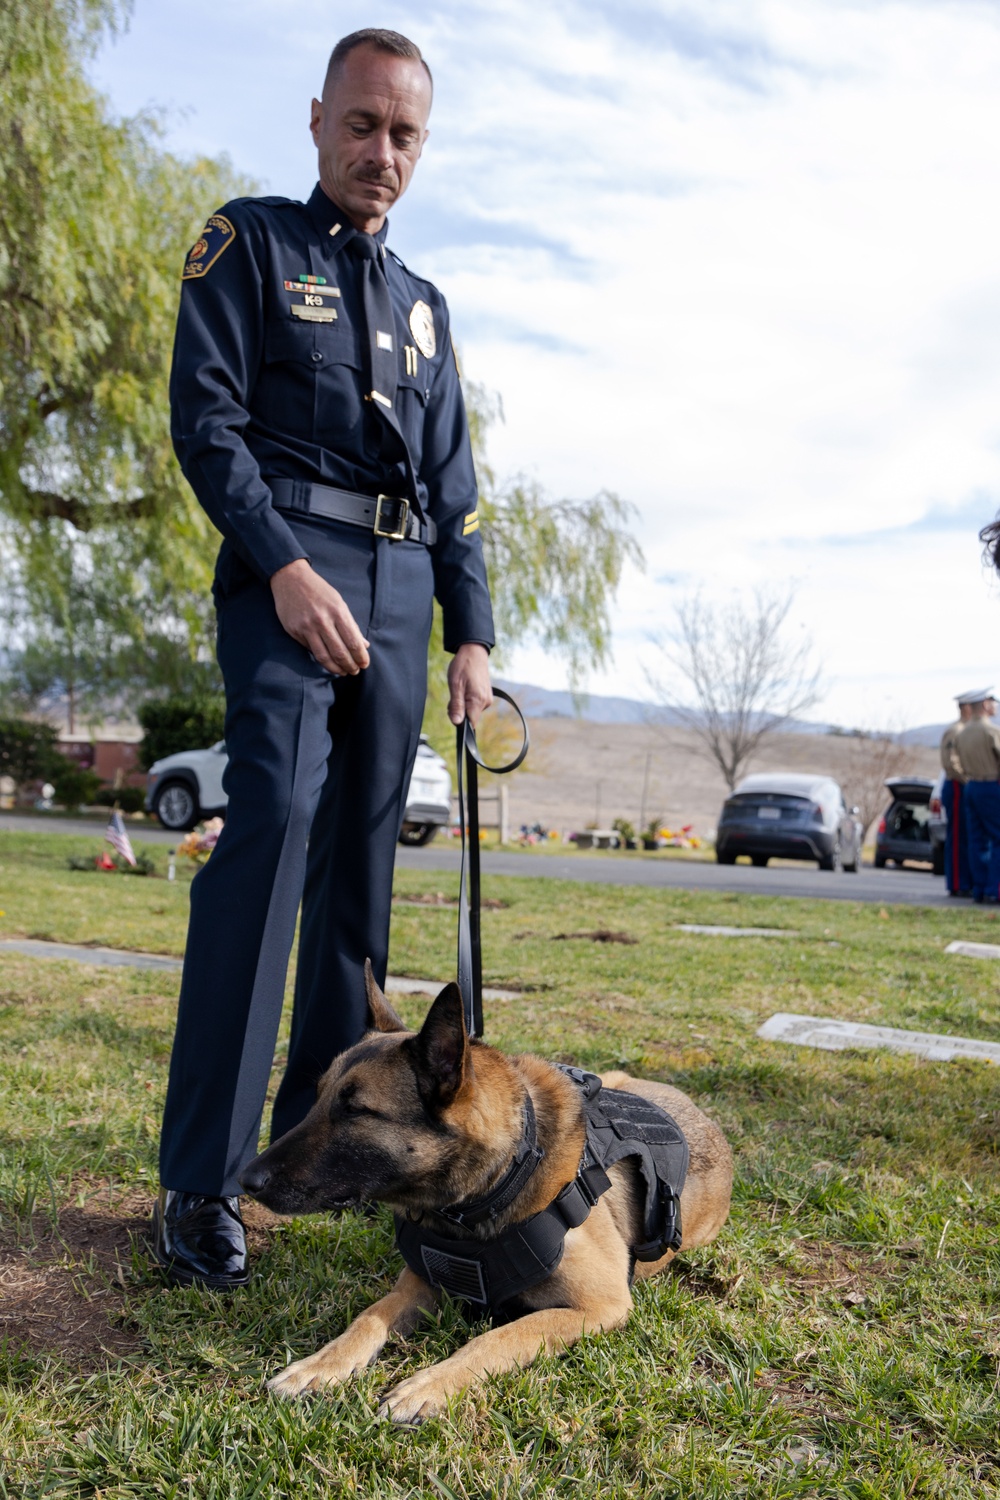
[374,494,409,541]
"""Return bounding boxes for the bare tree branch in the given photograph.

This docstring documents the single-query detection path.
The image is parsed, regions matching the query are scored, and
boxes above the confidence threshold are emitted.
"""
[6,489,151,528]
[836,730,919,841]
[648,587,824,791]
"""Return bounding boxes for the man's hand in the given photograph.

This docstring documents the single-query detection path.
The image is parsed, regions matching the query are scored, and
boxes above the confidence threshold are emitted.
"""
[447,643,492,727]
[270,559,370,676]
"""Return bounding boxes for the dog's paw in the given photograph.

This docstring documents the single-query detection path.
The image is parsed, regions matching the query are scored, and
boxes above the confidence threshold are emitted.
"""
[267,1342,374,1399]
[377,1366,459,1425]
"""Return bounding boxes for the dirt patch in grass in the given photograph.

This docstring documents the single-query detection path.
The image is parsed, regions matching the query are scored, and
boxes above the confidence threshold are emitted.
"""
[775,1240,880,1305]
[0,1187,283,1371]
[754,1368,840,1419]
[551,929,639,944]
[1,1188,150,1370]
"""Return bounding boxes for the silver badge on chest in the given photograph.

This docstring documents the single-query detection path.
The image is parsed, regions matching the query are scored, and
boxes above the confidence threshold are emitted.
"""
[408,299,436,359]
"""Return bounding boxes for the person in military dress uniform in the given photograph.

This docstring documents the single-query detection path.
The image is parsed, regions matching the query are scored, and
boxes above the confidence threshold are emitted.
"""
[955,691,1000,904]
[939,692,974,895]
[152,29,495,1287]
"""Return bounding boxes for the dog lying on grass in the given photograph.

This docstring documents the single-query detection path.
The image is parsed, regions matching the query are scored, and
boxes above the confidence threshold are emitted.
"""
[241,963,733,1425]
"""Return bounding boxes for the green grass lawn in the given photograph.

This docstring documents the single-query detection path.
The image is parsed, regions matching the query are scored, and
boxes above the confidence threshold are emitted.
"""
[2,830,999,1498]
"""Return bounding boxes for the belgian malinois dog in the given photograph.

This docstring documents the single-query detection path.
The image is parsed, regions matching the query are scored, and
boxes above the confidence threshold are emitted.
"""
[241,963,732,1425]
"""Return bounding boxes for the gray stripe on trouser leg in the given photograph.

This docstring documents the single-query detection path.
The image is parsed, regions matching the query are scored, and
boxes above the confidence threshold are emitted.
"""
[221,678,327,1189]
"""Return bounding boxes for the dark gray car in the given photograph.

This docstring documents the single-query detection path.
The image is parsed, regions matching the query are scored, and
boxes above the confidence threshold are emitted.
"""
[716,772,863,871]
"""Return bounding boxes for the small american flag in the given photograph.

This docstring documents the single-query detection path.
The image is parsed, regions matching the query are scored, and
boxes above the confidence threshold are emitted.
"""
[105,808,137,867]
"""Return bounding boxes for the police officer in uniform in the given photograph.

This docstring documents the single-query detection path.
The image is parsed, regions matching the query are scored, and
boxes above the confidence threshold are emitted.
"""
[939,692,974,896]
[955,691,1000,904]
[151,29,495,1287]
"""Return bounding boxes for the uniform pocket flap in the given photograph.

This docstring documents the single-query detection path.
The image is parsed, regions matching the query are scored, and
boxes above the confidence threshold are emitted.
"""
[264,321,363,368]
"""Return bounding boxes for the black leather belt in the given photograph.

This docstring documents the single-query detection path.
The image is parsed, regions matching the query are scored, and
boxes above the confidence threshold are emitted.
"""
[270,478,437,545]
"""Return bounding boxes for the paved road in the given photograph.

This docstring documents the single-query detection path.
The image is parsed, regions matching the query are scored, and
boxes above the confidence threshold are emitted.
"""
[1,812,956,907]
[0,812,181,844]
[402,844,954,906]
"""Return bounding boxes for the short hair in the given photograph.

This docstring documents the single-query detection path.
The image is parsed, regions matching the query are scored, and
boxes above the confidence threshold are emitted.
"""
[323,29,432,98]
[981,516,1000,576]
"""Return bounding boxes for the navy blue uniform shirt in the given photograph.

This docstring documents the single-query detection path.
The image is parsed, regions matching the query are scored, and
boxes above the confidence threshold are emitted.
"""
[171,182,495,653]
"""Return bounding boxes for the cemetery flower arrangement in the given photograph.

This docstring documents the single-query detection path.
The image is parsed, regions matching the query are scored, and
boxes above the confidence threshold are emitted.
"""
[178,817,224,864]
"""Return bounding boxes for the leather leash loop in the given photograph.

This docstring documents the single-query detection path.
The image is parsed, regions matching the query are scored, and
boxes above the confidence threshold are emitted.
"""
[456,688,529,1038]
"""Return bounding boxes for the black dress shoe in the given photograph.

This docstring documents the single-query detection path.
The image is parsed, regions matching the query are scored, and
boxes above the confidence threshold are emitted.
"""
[150,1189,249,1288]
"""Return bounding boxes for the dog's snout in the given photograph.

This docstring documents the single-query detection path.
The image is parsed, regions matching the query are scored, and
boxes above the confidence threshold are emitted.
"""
[239,1160,271,1197]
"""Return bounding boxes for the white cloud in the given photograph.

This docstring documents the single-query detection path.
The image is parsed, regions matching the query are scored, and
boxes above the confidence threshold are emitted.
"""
[89,0,1000,726]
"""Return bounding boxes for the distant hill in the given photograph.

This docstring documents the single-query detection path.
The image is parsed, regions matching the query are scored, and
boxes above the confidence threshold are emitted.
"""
[898,723,950,749]
[495,679,948,748]
[494,680,675,726]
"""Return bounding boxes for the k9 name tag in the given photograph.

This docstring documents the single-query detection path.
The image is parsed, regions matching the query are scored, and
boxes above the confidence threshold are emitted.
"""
[291,304,338,323]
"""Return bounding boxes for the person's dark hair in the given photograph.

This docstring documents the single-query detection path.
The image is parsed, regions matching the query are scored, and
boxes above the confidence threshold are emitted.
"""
[980,516,1000,575]
[323,29,432,97]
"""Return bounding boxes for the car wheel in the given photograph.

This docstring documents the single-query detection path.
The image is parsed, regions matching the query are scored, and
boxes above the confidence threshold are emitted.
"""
[819,840,843,872]
[874,853,887,869]
[398,823,438,847]
[751,854,769,868]
[932,846,945,876]
[716,851,736,865]
[153,779,200,832]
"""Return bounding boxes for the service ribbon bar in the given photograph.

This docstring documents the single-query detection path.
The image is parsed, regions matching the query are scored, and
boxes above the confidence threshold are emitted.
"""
[284,280,340,296]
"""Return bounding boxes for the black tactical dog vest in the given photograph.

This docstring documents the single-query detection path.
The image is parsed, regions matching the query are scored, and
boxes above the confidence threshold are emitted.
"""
[394,1067,689,1318]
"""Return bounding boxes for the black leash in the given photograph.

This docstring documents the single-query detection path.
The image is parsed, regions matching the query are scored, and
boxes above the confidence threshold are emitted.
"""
[456,687,529,1038]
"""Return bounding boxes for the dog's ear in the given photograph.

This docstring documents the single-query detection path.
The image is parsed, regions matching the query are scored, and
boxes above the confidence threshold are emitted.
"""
[364,957,406,1033]
[411,982,471,1106]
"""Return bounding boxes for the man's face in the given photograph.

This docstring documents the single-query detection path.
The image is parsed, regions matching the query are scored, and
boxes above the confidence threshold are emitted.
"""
[310,46,431,232]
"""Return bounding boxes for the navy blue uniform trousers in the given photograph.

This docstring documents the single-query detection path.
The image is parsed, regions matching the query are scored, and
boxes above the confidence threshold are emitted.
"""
[943,778,971,894]
[963,780,1000,902]
[159,515,433,1195]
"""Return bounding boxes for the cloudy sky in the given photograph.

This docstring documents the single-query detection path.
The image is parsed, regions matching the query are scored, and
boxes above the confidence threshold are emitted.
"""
[91,0,1000,729]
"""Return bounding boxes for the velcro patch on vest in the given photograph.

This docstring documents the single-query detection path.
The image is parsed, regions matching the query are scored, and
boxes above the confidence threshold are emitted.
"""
[602,1089,685,1145]
[421,1245,488,1305]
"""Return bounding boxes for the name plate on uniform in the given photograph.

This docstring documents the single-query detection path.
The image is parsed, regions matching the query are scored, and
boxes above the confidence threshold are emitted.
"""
[291,304,338,323]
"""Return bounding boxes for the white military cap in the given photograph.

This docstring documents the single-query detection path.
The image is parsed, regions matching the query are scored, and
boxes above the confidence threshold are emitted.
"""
[956,687,995,705]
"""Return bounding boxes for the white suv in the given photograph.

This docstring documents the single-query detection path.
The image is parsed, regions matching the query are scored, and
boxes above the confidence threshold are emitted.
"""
[145,737,452,846]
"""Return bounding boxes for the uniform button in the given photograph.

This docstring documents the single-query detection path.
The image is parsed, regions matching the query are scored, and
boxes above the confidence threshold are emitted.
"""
[311,351,323,364]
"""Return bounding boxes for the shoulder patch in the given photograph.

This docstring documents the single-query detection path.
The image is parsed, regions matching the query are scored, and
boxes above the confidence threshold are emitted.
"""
[182,215,236,280]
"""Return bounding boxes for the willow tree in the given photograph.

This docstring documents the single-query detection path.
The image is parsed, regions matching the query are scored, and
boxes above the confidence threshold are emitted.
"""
[421,382,641,755]
[0,0,248,715]
[1,4,642,731]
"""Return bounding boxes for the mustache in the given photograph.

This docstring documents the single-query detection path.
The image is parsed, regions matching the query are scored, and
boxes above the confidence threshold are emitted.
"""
[356,169,397,188]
